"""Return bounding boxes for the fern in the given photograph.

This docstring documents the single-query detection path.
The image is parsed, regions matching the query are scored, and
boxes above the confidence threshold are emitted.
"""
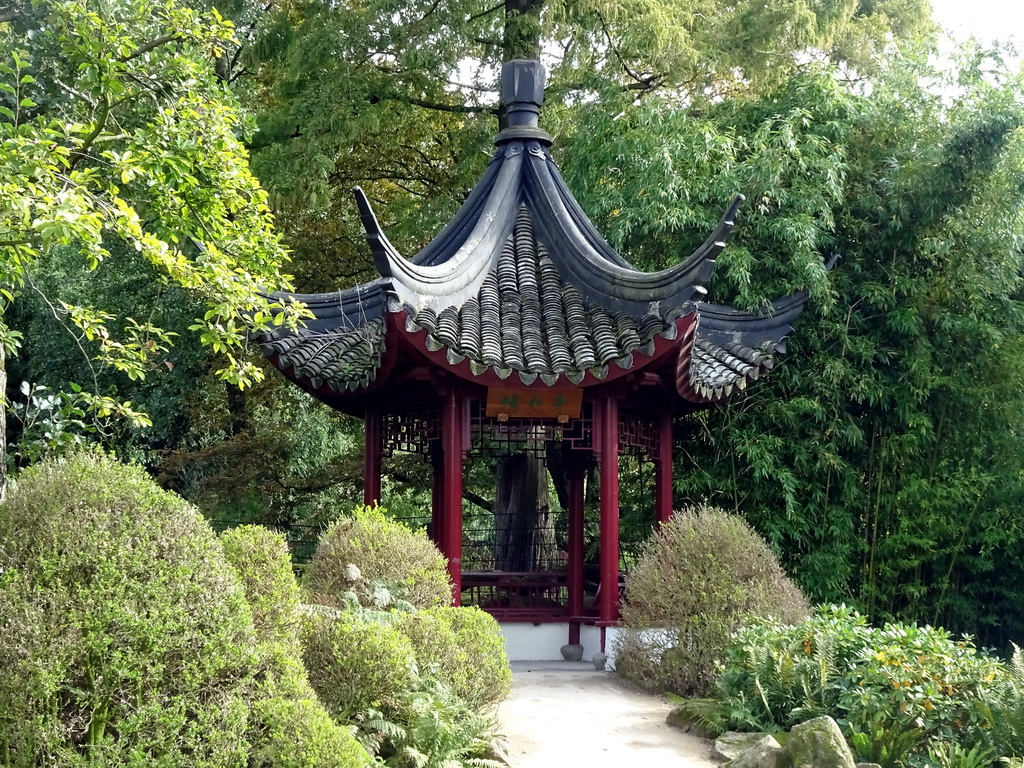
[668,697,730,736]
[848,716,925,768]
[356,706,408,756]
[993,643,1024,757]
[353,674,500,768]
[928,741,998,768]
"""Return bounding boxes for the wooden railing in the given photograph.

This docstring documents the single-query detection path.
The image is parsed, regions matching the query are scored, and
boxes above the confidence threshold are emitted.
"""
[461,570,625,623]
[461,571,570,622]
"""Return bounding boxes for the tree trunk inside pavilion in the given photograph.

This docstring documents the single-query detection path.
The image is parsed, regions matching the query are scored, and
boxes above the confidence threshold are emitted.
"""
[494,441,557,572]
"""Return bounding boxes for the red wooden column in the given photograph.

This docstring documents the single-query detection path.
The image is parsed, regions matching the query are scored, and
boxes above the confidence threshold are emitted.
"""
[598,396,620,626]
[655,411,674,525]
[566,457,586,644]
[363,406,383,507]
[430,446,445,550]
[440,389,465,605]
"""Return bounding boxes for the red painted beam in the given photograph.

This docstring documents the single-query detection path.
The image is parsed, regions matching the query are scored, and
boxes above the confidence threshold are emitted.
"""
[431,447,444,551]
[567,461,586,644]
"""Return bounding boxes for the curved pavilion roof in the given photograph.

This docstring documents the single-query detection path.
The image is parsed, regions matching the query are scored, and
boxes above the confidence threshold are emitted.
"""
[257,60,817,410]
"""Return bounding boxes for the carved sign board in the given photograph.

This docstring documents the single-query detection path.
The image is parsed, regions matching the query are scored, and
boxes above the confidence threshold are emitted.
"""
[485,387,583,421]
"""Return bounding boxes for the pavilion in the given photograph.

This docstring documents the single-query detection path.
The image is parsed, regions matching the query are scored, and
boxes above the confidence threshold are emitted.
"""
[257,60,820,656]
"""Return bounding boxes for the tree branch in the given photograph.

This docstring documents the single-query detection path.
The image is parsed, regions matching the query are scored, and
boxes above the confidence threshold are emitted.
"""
[596,11,665,91]
[121,34,179,63]
[416,0,443,24]
[388,468,494,512]
[54,77,98,107]
[25,274,102,395]
[468,2,503,22]
[70,96,110,171]
[378,92,494,115]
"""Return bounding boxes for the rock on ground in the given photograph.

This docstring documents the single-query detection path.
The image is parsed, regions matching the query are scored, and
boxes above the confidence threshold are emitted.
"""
[714,732,772,761]
[786,716,857,768]
[726,735,785,768]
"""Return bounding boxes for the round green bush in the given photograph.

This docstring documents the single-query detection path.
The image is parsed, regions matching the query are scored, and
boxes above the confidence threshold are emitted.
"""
[615,504,809,696]
[0,452,259,766]
[301,610,416,720]
[250,642,369,768]
[252,697,368,768]
[397,606,512,711]
[250,647,370,768]
[304,505,452,610]
[0,452,368,768]
[221,525,303,654]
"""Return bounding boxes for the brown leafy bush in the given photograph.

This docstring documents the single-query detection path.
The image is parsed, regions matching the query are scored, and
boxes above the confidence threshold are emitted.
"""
[397,606,512,711]
[615,504,809,696]
[304,505,452,610]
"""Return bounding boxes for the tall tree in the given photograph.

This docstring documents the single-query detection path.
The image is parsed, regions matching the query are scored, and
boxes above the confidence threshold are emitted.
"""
[223,0,933,290]
[218,0,933,569]
[557,46,1024,646]
[0,0,306,479]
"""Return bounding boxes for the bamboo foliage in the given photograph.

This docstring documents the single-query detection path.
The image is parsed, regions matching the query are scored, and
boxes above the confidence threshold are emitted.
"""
[558,50,1024,645]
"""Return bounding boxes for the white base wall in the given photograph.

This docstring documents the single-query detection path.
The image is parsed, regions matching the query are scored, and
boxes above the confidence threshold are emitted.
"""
[499,623,623,668]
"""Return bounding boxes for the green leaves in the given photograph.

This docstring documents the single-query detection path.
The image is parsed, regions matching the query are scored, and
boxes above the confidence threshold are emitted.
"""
[652,51,1024,646]
[559,70,851,307]
[708,606,1004,765]
[0,0,303,397]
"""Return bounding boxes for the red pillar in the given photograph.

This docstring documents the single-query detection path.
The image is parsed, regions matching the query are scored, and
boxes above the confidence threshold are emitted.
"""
[598,396,620,626]
[567,459,586,644]
[441,389,464,605]
[363,407,382,507]
[430,446,444,549]
[655,411,674,525]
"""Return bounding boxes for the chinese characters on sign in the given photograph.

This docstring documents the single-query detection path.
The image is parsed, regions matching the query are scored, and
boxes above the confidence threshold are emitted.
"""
[485,388,584,421]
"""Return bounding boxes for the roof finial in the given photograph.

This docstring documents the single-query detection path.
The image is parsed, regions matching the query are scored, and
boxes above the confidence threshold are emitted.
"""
[495,60,552,146]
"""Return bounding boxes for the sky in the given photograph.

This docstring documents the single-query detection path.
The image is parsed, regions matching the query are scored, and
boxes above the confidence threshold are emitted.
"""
[930,0,1023,46]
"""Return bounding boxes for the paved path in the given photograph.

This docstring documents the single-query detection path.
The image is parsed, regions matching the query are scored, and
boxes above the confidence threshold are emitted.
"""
[497,661,719,767]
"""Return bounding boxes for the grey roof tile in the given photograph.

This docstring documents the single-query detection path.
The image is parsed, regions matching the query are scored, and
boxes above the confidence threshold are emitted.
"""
[259,318,386,390]
[395,207,682,384]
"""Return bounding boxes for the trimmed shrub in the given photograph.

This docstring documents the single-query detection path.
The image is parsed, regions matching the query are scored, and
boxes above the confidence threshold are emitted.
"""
[304,505,452,610]
[615,504,809,696]
[397,607,512,711]
[0,452,367,768]
[0,452,259,767]
[221,525,303,654]
[301,610,416,720]
[250,647,369,768]
[252,696,368,768]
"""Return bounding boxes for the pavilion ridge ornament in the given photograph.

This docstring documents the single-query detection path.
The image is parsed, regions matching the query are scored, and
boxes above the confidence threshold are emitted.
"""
[256,59,826,639]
